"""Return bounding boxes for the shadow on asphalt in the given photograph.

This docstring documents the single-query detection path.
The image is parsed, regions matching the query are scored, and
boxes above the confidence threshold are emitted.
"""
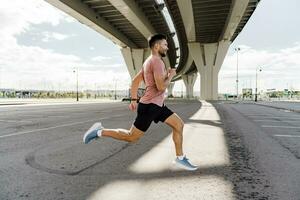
[76,100,232,199]
[188,119,223,128]
[25,100,272,199]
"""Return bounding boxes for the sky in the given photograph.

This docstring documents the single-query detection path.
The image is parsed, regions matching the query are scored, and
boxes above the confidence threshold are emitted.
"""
[0,0,299,94]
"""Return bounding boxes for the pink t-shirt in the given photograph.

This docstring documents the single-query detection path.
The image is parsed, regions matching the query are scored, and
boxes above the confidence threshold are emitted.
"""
[140,55,166,107]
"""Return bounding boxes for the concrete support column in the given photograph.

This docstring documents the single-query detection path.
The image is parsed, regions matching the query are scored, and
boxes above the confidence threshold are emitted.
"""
[182,53,194,74]
[167,82,175,97]
[121,47,172,77]
[182,73,197,99]
[121,47,150,89]
[199,62,219,100]
[121,47,146,79]
[188,41,230,100]
[202,43,218,100]
[162,56,172,69]
[121,47,172,90]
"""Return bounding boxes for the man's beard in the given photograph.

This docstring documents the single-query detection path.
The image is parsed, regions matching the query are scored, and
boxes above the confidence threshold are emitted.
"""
[159,50,166,57]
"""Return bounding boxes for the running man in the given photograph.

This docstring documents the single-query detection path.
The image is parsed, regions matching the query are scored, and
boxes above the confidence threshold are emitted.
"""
[83,34,197,171]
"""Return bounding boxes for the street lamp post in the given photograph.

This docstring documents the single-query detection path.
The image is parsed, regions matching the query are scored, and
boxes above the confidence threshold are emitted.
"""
[113,78,117,100]
[114,79,117,100]
[234,47,241,100]
[181,82,183,98]
[73,67,79,101]
[255,67,262,102]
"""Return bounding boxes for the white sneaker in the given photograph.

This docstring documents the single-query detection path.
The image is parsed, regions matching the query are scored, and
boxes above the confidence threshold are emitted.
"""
[83,122,103,144]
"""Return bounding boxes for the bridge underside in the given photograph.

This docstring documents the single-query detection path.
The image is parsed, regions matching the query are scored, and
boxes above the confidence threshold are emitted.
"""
[46,0,260,100]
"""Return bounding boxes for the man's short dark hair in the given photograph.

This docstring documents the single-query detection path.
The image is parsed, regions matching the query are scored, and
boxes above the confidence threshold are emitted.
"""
[148,34,167,48]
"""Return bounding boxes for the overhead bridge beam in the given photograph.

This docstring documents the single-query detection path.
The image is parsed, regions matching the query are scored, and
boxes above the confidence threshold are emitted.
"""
[46,0,137,48]
[107,0,156,39]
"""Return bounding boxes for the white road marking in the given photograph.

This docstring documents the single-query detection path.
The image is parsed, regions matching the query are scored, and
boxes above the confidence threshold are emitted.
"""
[0,119,32,123]
[262,125,300,129]
[0,114,126,139]
[254,119,299,122]
[46,115,69,118]
[15,114,41,117]
[274,135,300,138]
[0,119,97,139]
[246,114,272,116]
[249,116,300,120]
[0,100,121,108]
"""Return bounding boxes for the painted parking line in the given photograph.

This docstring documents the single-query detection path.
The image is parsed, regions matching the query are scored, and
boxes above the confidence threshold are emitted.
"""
[274,135,300,138]
[46,115,69,118]
[250,116,300,120]
[0,119,97,139]
[0,119,32,123]
[0,114,125,139]
[254,119,300,122]
[261,125,300,129]
[245,114,273,117]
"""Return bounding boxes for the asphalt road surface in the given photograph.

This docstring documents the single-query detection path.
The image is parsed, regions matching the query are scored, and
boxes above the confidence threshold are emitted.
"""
[216,101,300,200]
[0,100,299,200]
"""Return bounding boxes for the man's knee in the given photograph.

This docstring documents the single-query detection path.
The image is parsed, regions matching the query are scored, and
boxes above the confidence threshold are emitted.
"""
[172,119,184,133]
[127,127,144,143]
[165,113,184,133]
[127,133,142,143]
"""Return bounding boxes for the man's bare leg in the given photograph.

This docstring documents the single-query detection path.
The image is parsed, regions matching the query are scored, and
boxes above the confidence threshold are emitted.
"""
[164,113,184,156]
[102,125,144,143]
[164,113,198,170]
[83,123,144,144]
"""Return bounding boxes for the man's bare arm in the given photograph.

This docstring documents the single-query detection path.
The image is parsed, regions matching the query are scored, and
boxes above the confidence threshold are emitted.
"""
[130,70,144,100]
[128,70,144,111]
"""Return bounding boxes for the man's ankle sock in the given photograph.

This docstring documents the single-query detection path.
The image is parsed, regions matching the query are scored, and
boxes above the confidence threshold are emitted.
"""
[177,155,185,160]
[97,130,102,137]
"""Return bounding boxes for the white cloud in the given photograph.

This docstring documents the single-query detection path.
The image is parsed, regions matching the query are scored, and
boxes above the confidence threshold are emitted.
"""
[0,41,130,90]
[91,56,112,62]
[0,0,66,37]
[219,43,300,93]
[41,31,73,42]
[0,0,130,91]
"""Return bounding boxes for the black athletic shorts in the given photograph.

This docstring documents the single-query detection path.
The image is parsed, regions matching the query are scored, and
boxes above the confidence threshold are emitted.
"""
[133,103,174,132]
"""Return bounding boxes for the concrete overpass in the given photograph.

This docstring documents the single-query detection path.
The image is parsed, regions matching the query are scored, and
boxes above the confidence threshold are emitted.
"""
[46,0,260,100]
